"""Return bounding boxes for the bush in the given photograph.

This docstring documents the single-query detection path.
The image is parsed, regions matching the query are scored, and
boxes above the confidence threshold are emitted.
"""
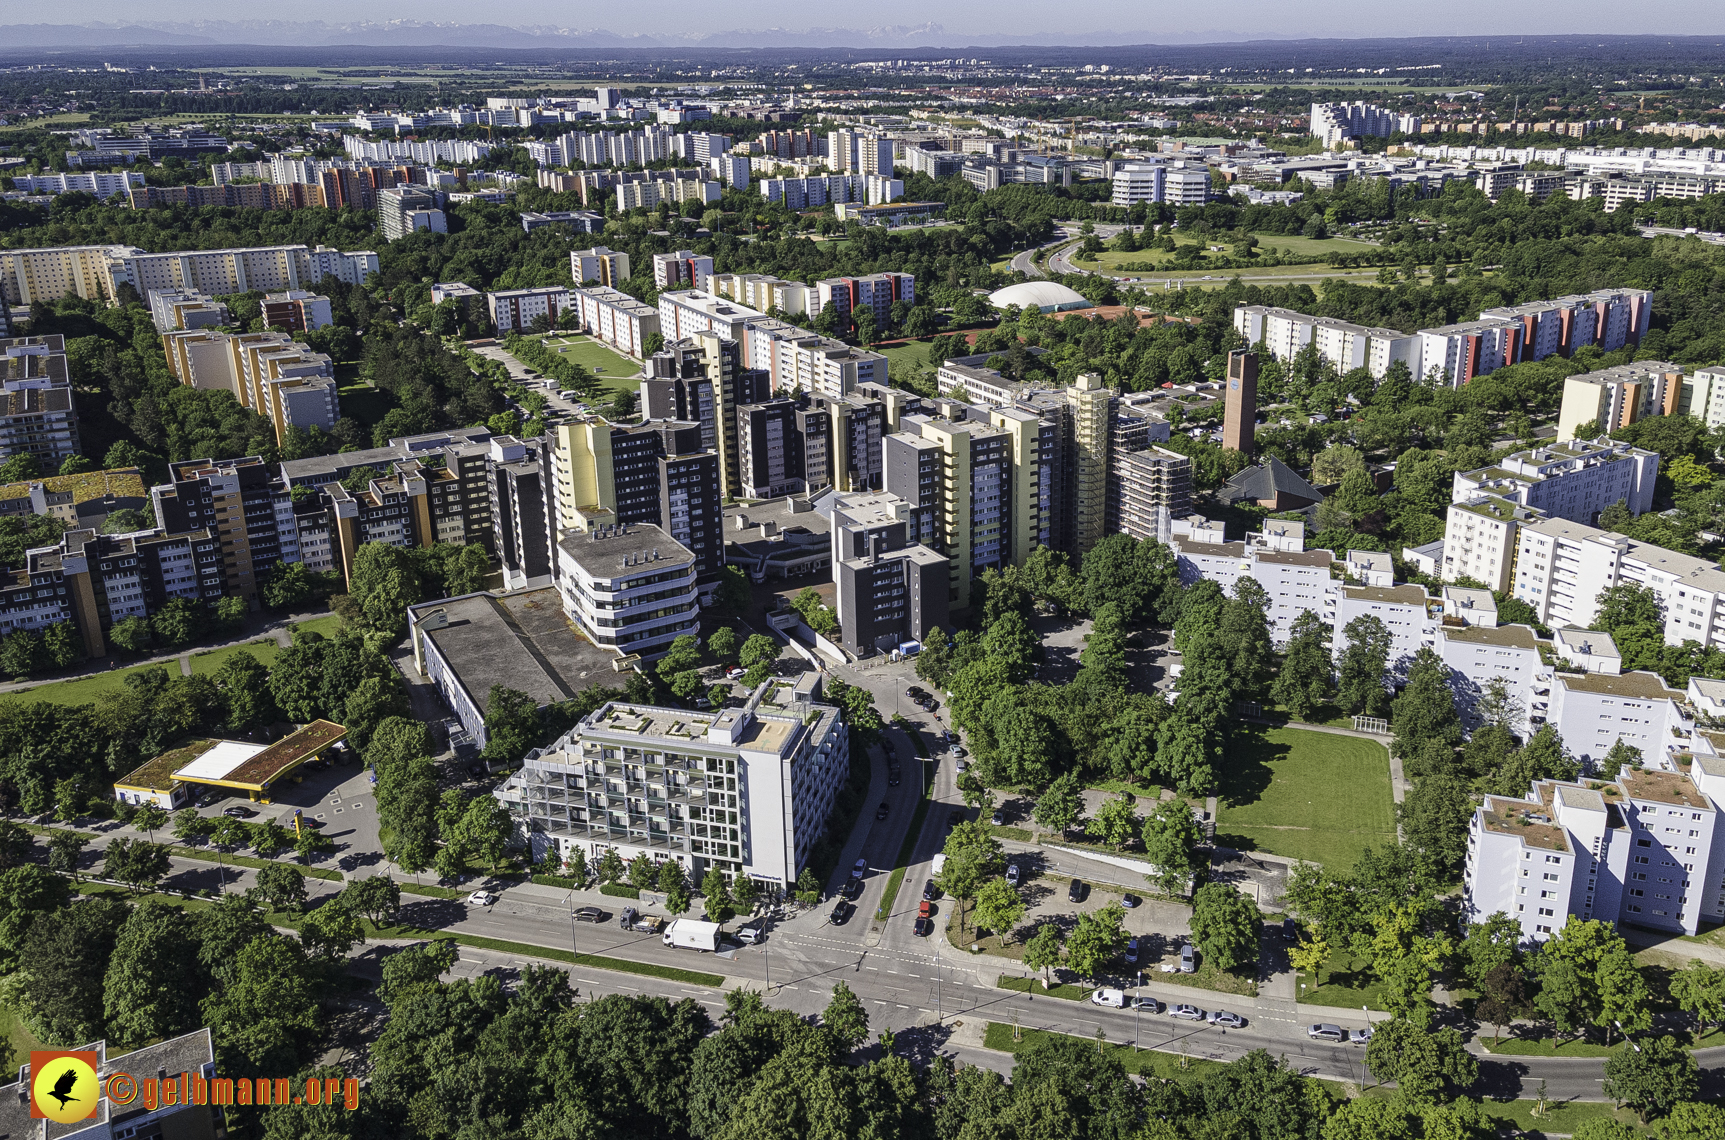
[599,882,640,900]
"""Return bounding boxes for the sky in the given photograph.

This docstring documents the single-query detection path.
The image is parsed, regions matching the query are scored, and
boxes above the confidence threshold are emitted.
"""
[11,4,1725,41]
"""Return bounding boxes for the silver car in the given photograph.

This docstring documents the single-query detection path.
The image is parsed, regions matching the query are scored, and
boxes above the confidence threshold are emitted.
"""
[1207,1011,1245,1029]
[1168,1004,1205,1022]
[1350,1027,1373,1045]
[1307,1024,1345,1042]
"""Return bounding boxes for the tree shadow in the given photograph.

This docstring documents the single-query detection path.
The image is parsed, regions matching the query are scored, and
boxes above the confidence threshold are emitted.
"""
[1211,727,1290,810]
[1473,1059,1531,1102]
[397,897,467,930]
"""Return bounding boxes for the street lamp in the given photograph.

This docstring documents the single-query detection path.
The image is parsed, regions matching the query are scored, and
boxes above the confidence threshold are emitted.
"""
[1134,970,1142,1052]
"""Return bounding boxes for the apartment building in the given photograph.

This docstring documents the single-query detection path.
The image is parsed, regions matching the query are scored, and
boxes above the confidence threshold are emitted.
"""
[657,289,769,349]
[260,290,333,334]
[1556,362,1686,441]
[570,247,631,288]
[1109,446,1195,545]
[829,130,895,176]
[745,319,887,399]
[109,245,378,302]
[652,250,715,292]
[1310,101,1421,145]
[152,456,293,601]
[882,413,1015,611]
[713,272,812,317]
[554,522,700,657]
[816,273,914,327]
[0,244,138,306]
[0,465,146,532]
[1680,368,1725,430]
[1437,622,1544,738]
[545,419,725,582]
[574,286,661,357]
[161,328,338,445]
[430,282,486,326]
[1232,305,1419,380]
[1442,494,1542,593]
[148,289,230,333]
[817,394,886,495]
[828,490,951,657]
[758,175,878,209]
[1452,438,1659,523]
[617,178,721,210]
[10,170,143,199]
[736,400,815,499]
[0,335,80,465]
[1110,163,1167,206]
[1422,290,1652,386]
[129,181,331,211]
[493,676,848,889]
[521,210,604,235]
[1170,520,1335,644]
[489,287,573,334]
[1466,765,1725,941]
[1332,582,1440,680]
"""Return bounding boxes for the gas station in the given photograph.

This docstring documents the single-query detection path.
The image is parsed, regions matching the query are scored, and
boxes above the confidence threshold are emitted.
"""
[112,720,348,810]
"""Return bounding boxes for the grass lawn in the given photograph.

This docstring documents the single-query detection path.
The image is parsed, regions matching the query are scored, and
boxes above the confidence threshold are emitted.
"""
[874,338,940,381]
[545,336,642,393]
[336,380,397,428]
[1483,1026,1725,1057]
[0,1005,50,1054]
[1150,961,1259,998]
[1296,946,1389,1011]
[1,662,178,706]
[996,974,1088,1000]
[1360,1088,1649,1137]
[983,1022,1231,1081]
[290,615,344,639]
[188,637,283,675]
[1214,727,1395,870]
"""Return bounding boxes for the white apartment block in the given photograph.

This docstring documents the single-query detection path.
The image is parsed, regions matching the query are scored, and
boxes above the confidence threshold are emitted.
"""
[493,676,849,889]
[0,245,138,306]
[1232,306,1418,379]
[817,273,914,326]
[657,289,768,346]
[759,174,873,209]
[1310,102,1420,146]
[554,523,700,658]
[570,247,631,289]
[1111,163,1166,206]
[743,320,886,399]
[1165,166,1212,205]
[117,245,377,302]
[10,171,143,199]
[488,287,572,334]
[652,250,715,292]
[1512,515,1725,653]
[574,286,660,358]
[1417,318,1518,385]
[1332,583,1439,681]
[1452,438,1659,524]
[1441,495,1538,593]
[1437,623,1544,738]
[1466,763,1725,941]
[1680,369,1725,430]
[1422,290,1652,387]
[1556,362,1685,441]
[829,130,895,176]
[1169,520,1335,645]
[713,273,811,317]
[616,180,721,211]
[147,289,230,333]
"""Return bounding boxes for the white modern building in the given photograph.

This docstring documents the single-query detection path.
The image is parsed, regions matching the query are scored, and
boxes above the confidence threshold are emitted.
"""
[488,287,572,334]
[1451,438,1660,524]
[1232,305,1419,380]
[1441,495,1546,593]
[554,522,699,657]
[11,171,144,199]
[1168,520,1335,644]
[1331,582,1439,681]
[493,675,849,890]
[571,247,632,288]
[574,286,661,358]
[1437,622,1544,737]
[658,289,769,346]
[1310,101,1421,146]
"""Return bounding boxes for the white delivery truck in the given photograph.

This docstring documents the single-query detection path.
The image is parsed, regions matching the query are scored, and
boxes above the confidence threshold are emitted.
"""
[662,918,723,952]
[1091,987,1127,1008]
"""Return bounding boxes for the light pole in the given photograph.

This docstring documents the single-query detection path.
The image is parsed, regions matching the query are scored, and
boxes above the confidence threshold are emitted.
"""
[1134,970,1142,1051]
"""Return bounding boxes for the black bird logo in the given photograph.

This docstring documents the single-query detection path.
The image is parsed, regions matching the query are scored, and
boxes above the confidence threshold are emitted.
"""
[46,1067,80,1110]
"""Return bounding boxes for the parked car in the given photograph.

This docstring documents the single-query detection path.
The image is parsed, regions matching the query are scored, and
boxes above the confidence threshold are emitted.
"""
[913,917,934,937]
[1169,1004,1205,1022]
[1349,1028,1373,1045]
[922,878,938,901]
[222,806,256,819]
[955,760,968,774]
[574,906,605,923]
[1307,1024,1345,1042]
[467,763,489,780]
[990,810,1004,826]
[1005,863,1021,886]
[830,900,853,925]
[736,922,765,945]
[726,667,747,679]
[694,698,712,710]
[906,686,926,699]
[1179,943,1196,973]
[467,891,498,907]
[882,740,896,756]
[196,792,221,808]
[918,899,934,919]
[1121,894,1141,909]
[852,858,868,879]
[875,802,891,820]
[1125,937,1140,965]
[1131,997,1162,1013]
[1067,878,1084,903]
[840,879,862,901]
[620,906,639,929]
[1283,917,1300,942]
[948,746,967,758]
[304,759,331,773]
[1091,988,1126,1008]
[887,772,901,787]
[1208,1011,1245,1029]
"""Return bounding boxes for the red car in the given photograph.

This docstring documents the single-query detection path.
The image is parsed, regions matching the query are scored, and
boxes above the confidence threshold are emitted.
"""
[918,899,933,919]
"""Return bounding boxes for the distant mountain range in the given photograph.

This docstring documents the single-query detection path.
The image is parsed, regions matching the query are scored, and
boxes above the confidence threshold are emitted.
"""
[0,20,1267,50]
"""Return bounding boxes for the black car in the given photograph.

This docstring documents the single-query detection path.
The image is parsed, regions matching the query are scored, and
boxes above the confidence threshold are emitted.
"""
[1067,878,1085,903]
[574,906,605,923]
[467,763,489,780]
[304,759,331,773]
[875,801,891,820]
[906,686,926,699]
[222,805,256,819]
[913,917,934,937]
[840,879,863,901]
[922,878,938,901]
[830,900,854,925]
[922,697,940,712]
[887,773,901,787]
[1283,917,1300,942]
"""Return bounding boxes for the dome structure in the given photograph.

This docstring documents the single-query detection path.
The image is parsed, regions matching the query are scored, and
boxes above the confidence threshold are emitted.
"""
[987,281,1092,313]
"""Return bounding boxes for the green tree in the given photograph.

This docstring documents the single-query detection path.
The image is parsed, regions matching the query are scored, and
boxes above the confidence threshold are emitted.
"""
[200,933,321,1077]
[104,900,203,1048]
[1335,615,1391,717]
[972,877,1027,944]
[1064,902,1125,979]
[42,621,84,669]
[1604,1035,1700,1123]
[1141,799,1203,894]
[1391,647,1463,776]
[823,981,870,1052]
[379,939,458,1005]
[173,806,213,844]
[1189,882,1260,972]
[253,863,308,913]
[630,853,660,891]
[1363,1018,1480,1104]
[103,837,170,893]
[707,626,739,660]
[1270,610,1334,719]
[300,901,366,961]
[46,830,89,879]
[1460,910,1524,991]
[342,875,402,926]
[700,865,731,921]
[738,633,781,686]
[0,865,71,968]
[1655,1101,1725,1140]
[1397,773,1472,877]
[597,849,626,884]
[1085,793,1140,851]
[1022,921,1063,988]
[454,790,516,869]
[1032,770,1084,835]
[656,635,702,684]
[348,542,423,638]
[1600,738,1643,780]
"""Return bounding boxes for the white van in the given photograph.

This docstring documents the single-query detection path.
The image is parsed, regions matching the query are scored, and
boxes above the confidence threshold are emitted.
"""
[1090,987,1127,1008]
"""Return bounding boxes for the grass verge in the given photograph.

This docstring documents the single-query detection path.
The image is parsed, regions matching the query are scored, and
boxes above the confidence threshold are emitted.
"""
[1296,947,1389,1011]
[983,1022,1227,1079]
[996,974,1087,1001]
[1214,726,1395,871]
[1148,960,1259,998]
[400,882,464,899]
[167,845,345,881]
[875,750,936,922]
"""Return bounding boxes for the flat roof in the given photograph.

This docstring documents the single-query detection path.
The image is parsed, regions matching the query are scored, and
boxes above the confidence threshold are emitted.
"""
[115,738,213,791]
[1443,624,1539,649]
[172,720,345,791]
[1256,549,1331,567]
[417,588,619,712]
[1555,628,1620,658]
[1557,670,1675,700]
[557,523,694,578]
[1621,768,1711,809]
[1343,583,1430,605]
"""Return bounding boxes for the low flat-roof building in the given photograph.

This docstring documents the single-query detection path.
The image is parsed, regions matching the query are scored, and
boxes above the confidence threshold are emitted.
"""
[113,720,346,806]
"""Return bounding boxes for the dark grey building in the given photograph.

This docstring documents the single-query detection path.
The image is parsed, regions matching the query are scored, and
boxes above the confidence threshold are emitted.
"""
[488,435,553,589]
[827,490,950,657]
[737,399,816,499]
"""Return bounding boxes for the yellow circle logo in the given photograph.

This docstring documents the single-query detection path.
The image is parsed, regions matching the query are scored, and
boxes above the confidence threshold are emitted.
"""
[32,1053,100,1124]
